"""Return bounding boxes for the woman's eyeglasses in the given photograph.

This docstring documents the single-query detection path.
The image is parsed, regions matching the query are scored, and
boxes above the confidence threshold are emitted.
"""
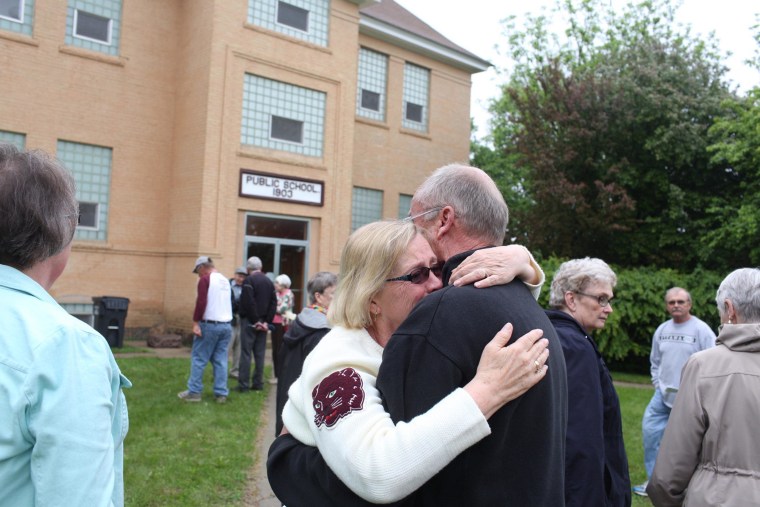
[575,291,614,307]
[386,265,442,284]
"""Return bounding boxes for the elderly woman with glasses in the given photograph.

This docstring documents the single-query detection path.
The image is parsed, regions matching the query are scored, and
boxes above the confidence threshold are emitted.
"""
[647,268,760,506]
[270,219,549,504]
[545,257,631,507]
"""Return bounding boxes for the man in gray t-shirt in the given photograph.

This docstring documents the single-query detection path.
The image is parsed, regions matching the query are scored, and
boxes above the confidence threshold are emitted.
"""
[633,287,716,496]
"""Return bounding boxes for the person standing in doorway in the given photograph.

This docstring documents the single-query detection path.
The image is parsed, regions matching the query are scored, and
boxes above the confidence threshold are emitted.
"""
[228,266,247,380]
[271,273,294,383]
[178,256,233,403]
[632,287,716,496]
[237,256,276,392]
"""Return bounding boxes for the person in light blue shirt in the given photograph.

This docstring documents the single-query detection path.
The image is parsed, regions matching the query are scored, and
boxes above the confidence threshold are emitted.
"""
[0,143,130,506]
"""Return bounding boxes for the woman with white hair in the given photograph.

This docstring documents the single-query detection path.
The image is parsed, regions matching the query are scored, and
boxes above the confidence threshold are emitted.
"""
[272,273,294,380]
[648,267,760,506]
[545,257,631,507]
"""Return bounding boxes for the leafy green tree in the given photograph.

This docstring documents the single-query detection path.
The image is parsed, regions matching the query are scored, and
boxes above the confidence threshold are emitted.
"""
[486,0,738,269]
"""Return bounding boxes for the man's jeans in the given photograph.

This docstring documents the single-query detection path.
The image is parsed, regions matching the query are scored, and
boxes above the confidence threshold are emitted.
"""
[642,388,672,478]
[187,321,231,396]
[238,319,267,390]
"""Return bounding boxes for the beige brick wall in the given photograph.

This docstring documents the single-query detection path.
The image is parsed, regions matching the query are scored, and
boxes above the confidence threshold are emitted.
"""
[0,0,477,333]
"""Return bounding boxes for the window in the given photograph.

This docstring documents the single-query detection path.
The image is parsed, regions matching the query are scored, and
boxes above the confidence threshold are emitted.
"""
[277,1,308,32]
[248,0,329,46]
[77,201,99,229]
[398,194,413,219]
[271,115,304,143]
[0,0,22,21]
[402,63,430,132]
[65,0,122,56]
[351,187,383,231]
[74,9,111,44]
[356,48,388,121]
[0,130,26,148]
[361,90,380,111]
[405,102,423,123]
[242,74,326,157]
[0,0,33,35]
[57,140,112,241]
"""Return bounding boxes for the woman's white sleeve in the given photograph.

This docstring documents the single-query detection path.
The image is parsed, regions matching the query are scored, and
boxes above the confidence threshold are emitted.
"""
[308,374,490,503]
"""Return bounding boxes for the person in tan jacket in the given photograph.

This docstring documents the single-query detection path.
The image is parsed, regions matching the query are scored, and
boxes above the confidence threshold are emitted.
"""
[647,267,760,506]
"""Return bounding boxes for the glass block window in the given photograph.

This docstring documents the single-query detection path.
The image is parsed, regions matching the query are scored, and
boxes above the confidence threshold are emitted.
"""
[57,140,112,241]
[65,0,122,56]
[402,63,430,132]
[0,0,34,36]
[242,73,326,157]
[248,0,329,46]
[351,187,383,231]
[0,130,26,148]
[356,48,388,121]
[398,193,412,219]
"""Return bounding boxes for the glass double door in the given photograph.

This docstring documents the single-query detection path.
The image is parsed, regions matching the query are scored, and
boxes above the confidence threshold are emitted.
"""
[244,214,309,313]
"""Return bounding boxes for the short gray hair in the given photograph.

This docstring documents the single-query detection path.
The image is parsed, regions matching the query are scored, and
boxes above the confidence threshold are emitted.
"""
[0,143,79,269]
[247,256,263,271]
[665,287,691,304]
[307,272,338,304]
[413,163,508,246]
[549,257,617,309]
[275,274,291,288]
[716,268,760,323]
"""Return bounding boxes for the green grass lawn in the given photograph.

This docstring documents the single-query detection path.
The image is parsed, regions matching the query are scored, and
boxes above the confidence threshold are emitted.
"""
[116,355,655,506]
[617,384,655,506]
[118,356,269,506]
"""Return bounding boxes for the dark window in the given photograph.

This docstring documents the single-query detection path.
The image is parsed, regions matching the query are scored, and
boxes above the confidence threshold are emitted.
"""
[78,202,99,228]
[245,215,308,240]
[271,115,304,143]
[0,0,22,21]
[361,89,381,111]
[405,102,423,123]
[277,1,309,32]
[75,10,111,43]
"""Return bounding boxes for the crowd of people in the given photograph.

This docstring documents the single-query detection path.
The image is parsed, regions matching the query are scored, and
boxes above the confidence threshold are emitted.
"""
[1,142,759,506]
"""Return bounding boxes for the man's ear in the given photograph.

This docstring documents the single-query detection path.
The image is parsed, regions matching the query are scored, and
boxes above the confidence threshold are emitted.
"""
[436,206,455,239]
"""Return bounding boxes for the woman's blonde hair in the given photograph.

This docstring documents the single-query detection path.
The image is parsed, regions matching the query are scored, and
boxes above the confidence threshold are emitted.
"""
[328,220,417,329]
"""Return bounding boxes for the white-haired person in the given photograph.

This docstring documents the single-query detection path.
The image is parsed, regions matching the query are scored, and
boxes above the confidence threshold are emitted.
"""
[268,219,550,505]
[0,144,130,505]
[272,273,294,381]
[648,268,760,506]
[545,257,630,507]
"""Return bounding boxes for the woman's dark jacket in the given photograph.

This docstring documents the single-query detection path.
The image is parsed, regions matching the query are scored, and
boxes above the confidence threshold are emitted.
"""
[545,309,631,507]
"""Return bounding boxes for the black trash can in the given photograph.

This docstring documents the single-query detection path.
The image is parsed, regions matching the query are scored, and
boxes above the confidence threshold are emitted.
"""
[92,296,130,348]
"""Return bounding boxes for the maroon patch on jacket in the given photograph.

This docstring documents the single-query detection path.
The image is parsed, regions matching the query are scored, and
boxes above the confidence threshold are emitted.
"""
[312,367,365,428]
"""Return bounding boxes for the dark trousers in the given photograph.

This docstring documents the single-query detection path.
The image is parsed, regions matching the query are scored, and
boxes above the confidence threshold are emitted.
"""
[238,319,267,390]
[271,323,287,378]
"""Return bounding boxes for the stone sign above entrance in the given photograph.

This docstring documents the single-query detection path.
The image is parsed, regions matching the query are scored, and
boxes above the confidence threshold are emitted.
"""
[240,170,324,206]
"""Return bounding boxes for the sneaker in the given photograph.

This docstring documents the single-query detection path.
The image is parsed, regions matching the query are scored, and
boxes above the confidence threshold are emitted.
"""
[177,390,201,402]
[632,482,648,497]
[215,395,227,404]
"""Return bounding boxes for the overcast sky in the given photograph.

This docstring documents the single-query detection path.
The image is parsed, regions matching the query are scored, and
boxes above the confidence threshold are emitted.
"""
[395,0,759,138]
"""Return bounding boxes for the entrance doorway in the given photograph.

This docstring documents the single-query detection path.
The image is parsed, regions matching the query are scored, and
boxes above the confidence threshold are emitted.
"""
[244,213,309,312]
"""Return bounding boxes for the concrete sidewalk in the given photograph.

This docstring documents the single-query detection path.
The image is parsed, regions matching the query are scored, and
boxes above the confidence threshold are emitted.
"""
[246,366,280,506]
